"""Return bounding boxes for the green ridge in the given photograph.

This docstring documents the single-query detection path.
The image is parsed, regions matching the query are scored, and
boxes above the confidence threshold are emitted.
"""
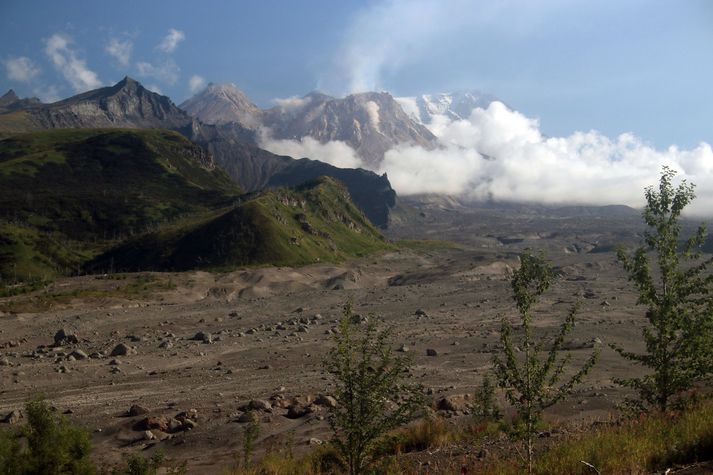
[0,129,388,283]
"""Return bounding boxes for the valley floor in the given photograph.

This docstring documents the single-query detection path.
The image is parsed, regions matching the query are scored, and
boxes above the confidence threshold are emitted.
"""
[0,203,692,472]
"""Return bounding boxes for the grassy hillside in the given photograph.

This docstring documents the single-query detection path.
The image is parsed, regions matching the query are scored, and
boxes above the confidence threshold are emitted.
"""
[89,176,390,272]
[0,129,388,283]
[0,128,242,282]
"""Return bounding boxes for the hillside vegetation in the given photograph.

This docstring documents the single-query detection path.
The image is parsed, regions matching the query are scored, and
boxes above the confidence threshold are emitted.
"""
[88,176,389,272]
[0,129,386,283]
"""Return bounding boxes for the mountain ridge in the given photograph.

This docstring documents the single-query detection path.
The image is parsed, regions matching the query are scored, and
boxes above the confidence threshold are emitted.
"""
[0,78,397,227]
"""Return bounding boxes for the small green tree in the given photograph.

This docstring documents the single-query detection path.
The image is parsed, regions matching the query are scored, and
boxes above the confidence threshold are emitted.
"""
[493,252,599,475]
[471,374,502,423]
[0,399,95,475]
[241,414,260,468]
[323,302,422,475]
[614,167,713,412]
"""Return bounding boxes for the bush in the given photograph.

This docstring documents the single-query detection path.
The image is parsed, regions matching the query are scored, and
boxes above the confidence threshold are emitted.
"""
[0,399,95,475]
[323,302,423,475]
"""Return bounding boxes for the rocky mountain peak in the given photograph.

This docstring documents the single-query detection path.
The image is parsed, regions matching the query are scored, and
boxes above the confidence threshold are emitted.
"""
[180,82,261,128]
[0,90,19,105]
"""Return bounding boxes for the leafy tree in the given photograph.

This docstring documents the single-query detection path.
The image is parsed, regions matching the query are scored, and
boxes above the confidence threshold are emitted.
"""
[493,252,599,474]
[614,167,713,411]
[0,399,95,475]
[323,302,422,475]
[471,374,502,423]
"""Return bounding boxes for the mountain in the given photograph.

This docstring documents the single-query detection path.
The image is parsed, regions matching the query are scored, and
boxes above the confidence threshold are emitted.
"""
[180,82,262,128]
[395,91,497,124]
[181,85,437,168]
[0,78,397,227]
[0,89,41,113]
[0,128,241,281]
[0,130,389,281]
[88,176,389,272]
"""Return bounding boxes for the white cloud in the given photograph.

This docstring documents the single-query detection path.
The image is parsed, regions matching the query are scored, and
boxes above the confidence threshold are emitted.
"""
[105,37,133,67]
[258,128,363,169]
[157,28,185,53]
[271,95,312,110]
[44,33,102,92]
[3,56,41,82]
[145,84,163,95]
[377,101,713,216]
[136,59,180,85]
[188,74,206,94]
[33,84,61,103]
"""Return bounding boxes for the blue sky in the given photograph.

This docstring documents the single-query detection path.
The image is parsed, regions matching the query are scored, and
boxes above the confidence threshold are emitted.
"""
[1,0,711,149]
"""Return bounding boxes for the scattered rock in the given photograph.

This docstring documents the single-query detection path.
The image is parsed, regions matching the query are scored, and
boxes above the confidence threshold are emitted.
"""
[70,349,89,360]
[286,404,310,419]
[135,416,169,432]
[248,400,272,412]
[314,394,337,408]
[128,405,149,417]
[437,394,473,412]
[426,348,438,357]
[110,343,132,357]
[309,437,324,446]
[3,410,22,424]
[54,329,78,346]
[397,344,409,352]
[237,411,259,423]
[192,332,213,344]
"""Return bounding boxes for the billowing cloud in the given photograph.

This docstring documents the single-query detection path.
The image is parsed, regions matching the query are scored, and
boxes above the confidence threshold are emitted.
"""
[189,74,206,94]
[105,37,133,67]
[271,95,312,110]
[136,59,180,85]
[258,129,363,169]
[44,33,102,92]
[157,28,185,53]
[379,102,713,216]
[32,84,61,103]
[3,56,41,82]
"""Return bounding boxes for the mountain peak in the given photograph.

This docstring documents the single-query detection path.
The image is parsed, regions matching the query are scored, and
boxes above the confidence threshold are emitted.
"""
[0,89,21,109]
[114,76,142,92]
[180,82,261,127]
[1,89,19,102]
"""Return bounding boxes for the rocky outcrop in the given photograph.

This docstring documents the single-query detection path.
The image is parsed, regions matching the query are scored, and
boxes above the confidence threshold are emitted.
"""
[182,85,438,168]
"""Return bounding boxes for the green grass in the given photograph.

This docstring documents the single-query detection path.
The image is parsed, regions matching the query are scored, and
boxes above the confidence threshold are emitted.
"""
[90,177,391,272]
[222,399,713,475]
[0,128,242,282]
[0,130,390,281]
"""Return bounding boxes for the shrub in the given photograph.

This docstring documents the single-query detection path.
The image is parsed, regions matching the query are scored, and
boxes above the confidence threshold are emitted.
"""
[323,302,423,475]
[0,399,95,475]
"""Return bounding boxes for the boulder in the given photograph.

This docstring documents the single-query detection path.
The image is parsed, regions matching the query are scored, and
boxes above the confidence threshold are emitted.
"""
[110,343,132,357]
[128,405,149,417]
[70,349,89,360]
[54,329,78,346]
[437,394,473,412]
[192,332,213,344]
[3,410,22,424]
[248,400,272,412]
[286,404,311,419]
[314,394,337,408]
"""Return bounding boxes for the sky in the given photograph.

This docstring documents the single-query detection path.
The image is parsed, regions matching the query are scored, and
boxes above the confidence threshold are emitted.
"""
[1,0,712,150]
